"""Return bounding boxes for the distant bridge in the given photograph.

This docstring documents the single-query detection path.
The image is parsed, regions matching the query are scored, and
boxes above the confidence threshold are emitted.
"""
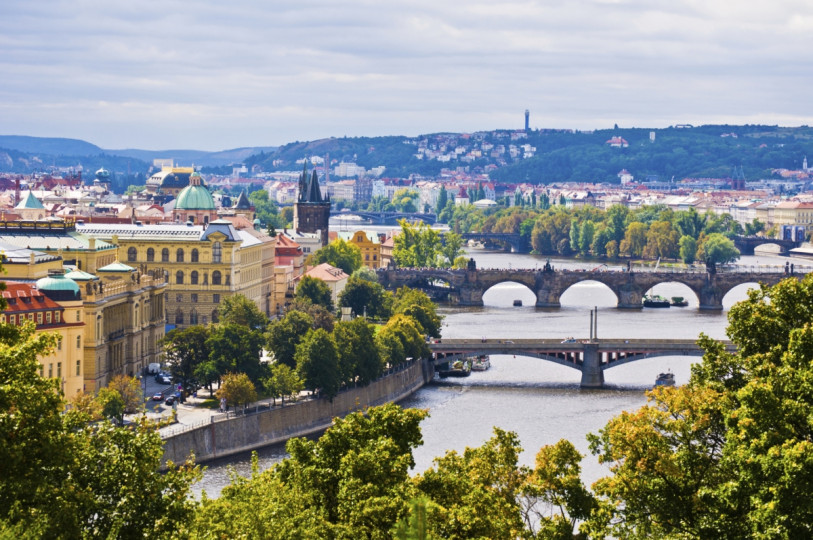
[429,338,737,388]
[733,235,800,255]
[458,232,529,253]
[379,265,805,310]
[332,211,437,225]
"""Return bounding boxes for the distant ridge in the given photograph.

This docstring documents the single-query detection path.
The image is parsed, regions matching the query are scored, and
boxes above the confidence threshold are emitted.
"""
[0,135,103,156]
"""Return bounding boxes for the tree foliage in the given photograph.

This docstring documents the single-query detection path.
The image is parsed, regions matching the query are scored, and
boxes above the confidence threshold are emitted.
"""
[308,239,362,275]
[295,275,334,311]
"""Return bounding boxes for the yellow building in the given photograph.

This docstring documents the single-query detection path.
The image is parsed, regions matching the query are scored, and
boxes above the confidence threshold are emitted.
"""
[77,219,275,328]
[340,230,382,269]
[1,277,85,397]
[0,242,63,279]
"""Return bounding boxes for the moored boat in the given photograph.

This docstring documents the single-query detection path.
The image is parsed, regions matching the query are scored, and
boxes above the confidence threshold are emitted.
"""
[643,294,671,308]
[513,299,522,306]
[655,371,675,386]
[670,296,688,307]
[471,355,491,371]
[438,359,472,378]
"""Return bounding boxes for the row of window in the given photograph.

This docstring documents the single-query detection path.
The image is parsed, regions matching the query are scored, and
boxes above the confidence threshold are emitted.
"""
[175,270,229,286]
[127,243,223,263]
[175,293,221,304]
[173,309,218,325]
[39,360,82,379]
[2,310,62,325]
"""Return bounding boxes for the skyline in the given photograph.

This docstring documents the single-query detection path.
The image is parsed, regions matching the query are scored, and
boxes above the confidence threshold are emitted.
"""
[3,1,813,152]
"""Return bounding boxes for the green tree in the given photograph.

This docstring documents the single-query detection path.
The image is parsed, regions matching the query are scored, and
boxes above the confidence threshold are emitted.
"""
[338,275,393,320]
[266,310,314,369]
[308,239,363,275]
[435,186,448,216]
[679,234,697,264]
[107,374,144,414]
[619,221,647,257]
[440,232,464,267]
[219,294,269,329]
[265,362,304,405]
[97,386,125,425]
[393,220,442,268]
[295,328,341,399]
[578,220,595,255]
[351,265,379,282]
[295,275,334,311]
[375,314,430,367]
[333,317,383,386]
[217,372,258,411]
[162,325,211,391]
[393,287,443,338]
[698,232,740,268]
[208,323,266,383]
[744,218,765,236]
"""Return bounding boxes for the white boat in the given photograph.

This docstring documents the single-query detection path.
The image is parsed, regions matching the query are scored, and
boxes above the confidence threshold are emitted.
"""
[471,355,491,371]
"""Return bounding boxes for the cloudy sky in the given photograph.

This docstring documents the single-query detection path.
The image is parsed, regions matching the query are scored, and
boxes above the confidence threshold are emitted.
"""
[2,0,813,151]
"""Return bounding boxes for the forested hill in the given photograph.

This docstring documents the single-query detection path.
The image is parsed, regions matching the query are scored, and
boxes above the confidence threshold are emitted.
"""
[247,125,813,184]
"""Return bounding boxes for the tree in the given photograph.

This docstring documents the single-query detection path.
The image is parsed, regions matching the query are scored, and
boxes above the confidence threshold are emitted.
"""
[219,294,269,329]
[643,220,679,260]
[578,220,595,255]
[699,232,740,268]
[393,287,443,338]
[266,310,314,369]
[744,218,765,236]
[107,374,144,414]
[351,265,378,283]
[440,232,464,267]
[375,314,430,367]
[295,275,334,311]
[295,328,341,399]
[162,325,211,392]
[208,323,266,384]
[619,221,647,257]
[338,275,393,320]
[217,372,258,411]
[679,234,697,264]
[287,298,336,332]
[435,186,448,216]
[97,386,126,425]
[333,317,383,386]
[308,239,362,275]
[265,362,303,405]
[393,220,442,268]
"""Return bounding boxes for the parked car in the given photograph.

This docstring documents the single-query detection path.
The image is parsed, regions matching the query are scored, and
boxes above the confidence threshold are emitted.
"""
[164,396,175,406]
[151,392,163,401]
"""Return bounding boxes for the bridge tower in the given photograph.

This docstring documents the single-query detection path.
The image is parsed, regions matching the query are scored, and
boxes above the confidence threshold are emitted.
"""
[294,163,331,247]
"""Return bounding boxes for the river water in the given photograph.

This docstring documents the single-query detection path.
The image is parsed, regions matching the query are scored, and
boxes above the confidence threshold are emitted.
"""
[192,248,810,497]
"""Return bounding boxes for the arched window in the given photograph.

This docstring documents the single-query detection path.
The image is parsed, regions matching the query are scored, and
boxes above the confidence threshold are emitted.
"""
[191,271,199,285]
[212,270,222,285]
[162,248,169,262]
[212,241,222,263]
[175,310,184,325]
[176,271,184,285]
[127,247,137,262]
[176,248,184,263]
[191,249,199,262]
[146,248,155,262]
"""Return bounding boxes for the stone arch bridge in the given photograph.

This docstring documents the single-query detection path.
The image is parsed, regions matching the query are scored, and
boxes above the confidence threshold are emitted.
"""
[378,266,801,310]
[429,338,737,387]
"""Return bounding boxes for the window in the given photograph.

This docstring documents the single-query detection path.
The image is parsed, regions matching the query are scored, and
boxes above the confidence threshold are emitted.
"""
[212,241,222,263]
[203,273,208,285]
[55,312,60,323]
[191,249,199,262]
[176,271,184,285]
[191,294,198,303]
[76,360,80,376]
[46,311,52,324]
[190,309,198,325]
[365,254,369,261]
[212,310,219,323]
[176,248,184,262]
[212,271,222,285]
[76,336,81,349]
[76,311,81,322]
[176,294,182,302]
[9,315,14,325]
[175,310,184,325]
[127,247,137,262]
[213,294,220,303]
[147,248,155,262]
[57,338,62,351]
[57,362,61,378]
[191,271,199,285]
[48,364,53,378]
[162,248,169,262]
[36,312,43,324]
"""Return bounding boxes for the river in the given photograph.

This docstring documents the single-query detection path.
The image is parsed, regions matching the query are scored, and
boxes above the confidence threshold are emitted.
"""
[192,248,810,497]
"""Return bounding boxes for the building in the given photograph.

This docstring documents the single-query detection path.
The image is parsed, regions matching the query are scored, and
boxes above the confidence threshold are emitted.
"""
[77,220,270,328]
[145,165,196,202]
[172,172,218,225]
[14,191,47,220]
[300,263,348,306]
[340,230,382,269]
[1,277,84,396]
[293,164,330,247]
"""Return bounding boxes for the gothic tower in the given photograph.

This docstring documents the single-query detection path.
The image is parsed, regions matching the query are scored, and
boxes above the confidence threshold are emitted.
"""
[294,162,331,247]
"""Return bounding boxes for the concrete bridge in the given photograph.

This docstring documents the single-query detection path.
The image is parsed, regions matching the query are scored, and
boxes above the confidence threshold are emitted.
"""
[379,265,803,310]
[459,232,529,253]
[429,338,737,388]
[733,235,800,255]
[332,210,437,225]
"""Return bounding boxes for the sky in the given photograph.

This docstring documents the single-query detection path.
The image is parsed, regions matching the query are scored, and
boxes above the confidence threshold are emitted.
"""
[2,0,813,151]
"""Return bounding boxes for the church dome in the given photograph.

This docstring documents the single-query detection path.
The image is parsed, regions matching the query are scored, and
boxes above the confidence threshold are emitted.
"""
[36,272,81,301]
[95,167,110,181]
[175,182,215,211]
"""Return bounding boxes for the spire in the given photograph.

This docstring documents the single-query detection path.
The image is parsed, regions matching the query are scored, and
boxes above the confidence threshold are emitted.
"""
[306,170,323,202]
[298,161,309,201]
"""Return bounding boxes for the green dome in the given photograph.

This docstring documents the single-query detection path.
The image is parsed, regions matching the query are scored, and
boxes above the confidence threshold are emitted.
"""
[175,183,215,211]
[36,272,81,301]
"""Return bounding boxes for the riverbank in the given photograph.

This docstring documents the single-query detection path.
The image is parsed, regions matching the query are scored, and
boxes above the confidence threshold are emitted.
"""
[161,358,434,469]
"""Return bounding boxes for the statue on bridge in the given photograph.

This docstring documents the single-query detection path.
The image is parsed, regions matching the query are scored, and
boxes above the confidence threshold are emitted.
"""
[705,258,716,275]
[543,258,553,273]
[467,258,477,271]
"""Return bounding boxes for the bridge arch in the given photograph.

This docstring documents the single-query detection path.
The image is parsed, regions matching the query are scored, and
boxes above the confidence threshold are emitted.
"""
[558,279,619,307]
[481,280,538,307]
[721,281,763,309]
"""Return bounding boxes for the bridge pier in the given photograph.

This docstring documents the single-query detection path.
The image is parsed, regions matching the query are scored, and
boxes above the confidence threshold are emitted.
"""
[580,343,604,388]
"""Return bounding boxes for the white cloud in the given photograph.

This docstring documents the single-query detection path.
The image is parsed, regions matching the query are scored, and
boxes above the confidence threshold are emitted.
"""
[2,0,813,150]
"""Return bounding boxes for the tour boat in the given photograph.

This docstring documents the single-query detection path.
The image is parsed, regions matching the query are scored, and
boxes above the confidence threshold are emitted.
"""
[471,355,491,371]
[655,371,675,387]
[438,359,472,378]
[670,296,689,307]
[643,294,671,308]
[513,299,523,306]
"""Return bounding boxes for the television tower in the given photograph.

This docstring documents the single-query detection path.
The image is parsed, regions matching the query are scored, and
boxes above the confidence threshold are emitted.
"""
[524,109,530,131]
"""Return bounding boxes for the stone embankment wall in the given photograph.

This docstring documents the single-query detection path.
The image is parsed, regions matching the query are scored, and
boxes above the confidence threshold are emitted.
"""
[161,359,433,468]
